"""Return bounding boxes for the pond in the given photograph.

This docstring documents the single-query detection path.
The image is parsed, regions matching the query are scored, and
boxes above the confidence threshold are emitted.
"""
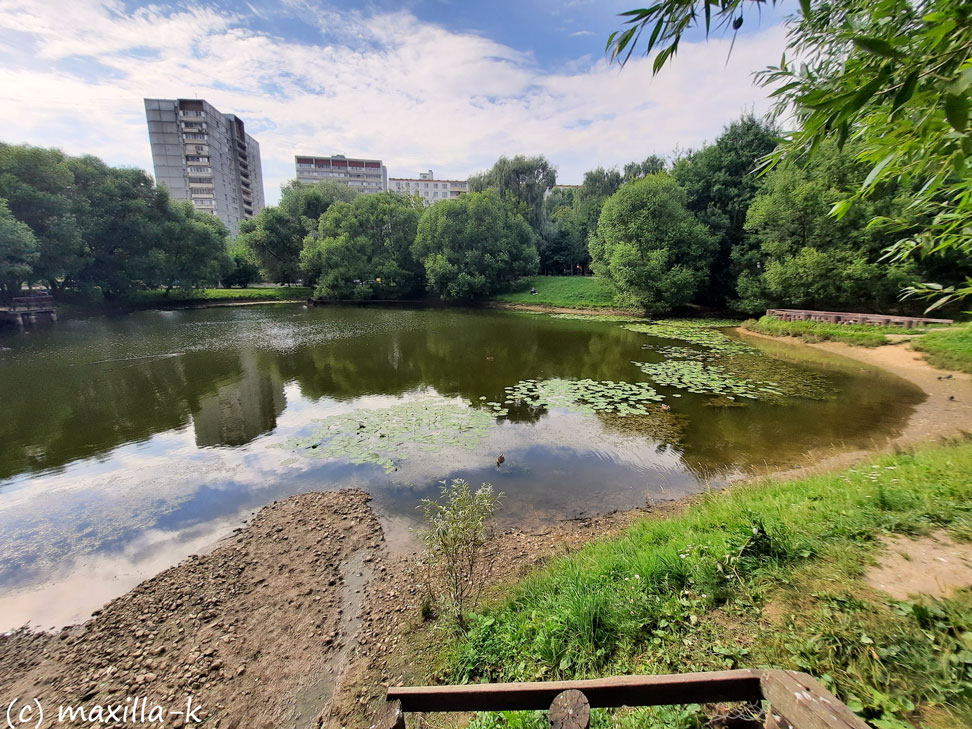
[0,304,923,630]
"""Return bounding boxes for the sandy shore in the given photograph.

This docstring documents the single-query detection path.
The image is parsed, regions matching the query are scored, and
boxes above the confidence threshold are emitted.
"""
[2,332,968,729]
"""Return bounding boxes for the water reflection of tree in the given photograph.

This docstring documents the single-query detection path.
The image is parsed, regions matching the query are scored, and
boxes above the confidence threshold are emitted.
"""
[0,312,293,479]
[275,310,646,408]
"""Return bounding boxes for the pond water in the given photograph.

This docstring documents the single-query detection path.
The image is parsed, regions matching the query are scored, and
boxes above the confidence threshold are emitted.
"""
[0,304,923,630]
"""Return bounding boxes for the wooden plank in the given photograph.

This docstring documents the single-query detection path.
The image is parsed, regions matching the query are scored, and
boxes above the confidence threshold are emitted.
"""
[387,670,763,712]
[759,671,868,729]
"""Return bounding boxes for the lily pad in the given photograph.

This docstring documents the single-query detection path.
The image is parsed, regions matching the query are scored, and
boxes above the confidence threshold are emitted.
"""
[505,378,665,416]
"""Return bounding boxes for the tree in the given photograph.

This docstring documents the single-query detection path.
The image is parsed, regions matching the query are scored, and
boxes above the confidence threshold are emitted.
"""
[154,202,231,294]
[590,174,717,313]
[412,190,540,300]
[608,0,972,308]
[671,115,779,305]
[238,180,356,283]
[300,192,424,300]
[224,239,260,288]
[70,163,178,299]
[0,199,38,300]
[623,155,667,181]
[0,143,82,291]
[538,187,588,275]
[468,155,557,233]
[734,142,927,313]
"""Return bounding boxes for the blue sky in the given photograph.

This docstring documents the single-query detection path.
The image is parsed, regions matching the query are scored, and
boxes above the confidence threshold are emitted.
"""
[0,0,791,203]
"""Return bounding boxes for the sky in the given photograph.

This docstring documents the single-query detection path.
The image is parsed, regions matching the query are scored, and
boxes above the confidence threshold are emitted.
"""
[0,0,792,204]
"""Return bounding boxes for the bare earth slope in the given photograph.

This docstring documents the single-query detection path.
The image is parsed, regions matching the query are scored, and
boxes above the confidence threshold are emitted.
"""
[0,490,385,729]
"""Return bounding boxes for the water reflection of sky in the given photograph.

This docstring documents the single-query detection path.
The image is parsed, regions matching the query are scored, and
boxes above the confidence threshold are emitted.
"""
[0,306,923,631]
[0,384,700,631]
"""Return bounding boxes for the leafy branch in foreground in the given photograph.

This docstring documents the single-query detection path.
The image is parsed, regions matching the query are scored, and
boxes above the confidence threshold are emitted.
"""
[608,0,972,310]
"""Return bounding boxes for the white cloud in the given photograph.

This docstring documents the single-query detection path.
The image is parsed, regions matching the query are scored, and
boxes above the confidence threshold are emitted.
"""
[0,0,787,203]
[568,30,595,37]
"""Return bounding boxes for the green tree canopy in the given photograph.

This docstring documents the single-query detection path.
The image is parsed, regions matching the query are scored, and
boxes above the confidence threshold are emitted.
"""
[623,155,667,181]
[224,238,261,288]
[412,190,540,300]
[301,192,424,300]
[671,115,779,305]
[0,199,38,300]
[0,143,82,291]
[237,180,356,283]
[467,155,557,233]
[734,142,936,313]
[608,0,972,308]
[538,187,587,275]
[590,174,717,313]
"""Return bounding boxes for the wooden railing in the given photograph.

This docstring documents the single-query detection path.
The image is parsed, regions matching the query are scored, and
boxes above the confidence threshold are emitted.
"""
[383,669,869,729]
[766,308,952,329]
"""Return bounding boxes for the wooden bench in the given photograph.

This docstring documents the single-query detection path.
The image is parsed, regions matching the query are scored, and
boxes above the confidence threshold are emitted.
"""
[383,669,868,729]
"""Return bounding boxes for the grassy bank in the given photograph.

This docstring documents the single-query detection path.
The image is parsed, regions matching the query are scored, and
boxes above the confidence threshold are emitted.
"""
[493,277,619,309]
[741,314,940,347]
[912,324,972,375]
[52,287,312,318]
[130,286,312,305]
[445,439,972,729]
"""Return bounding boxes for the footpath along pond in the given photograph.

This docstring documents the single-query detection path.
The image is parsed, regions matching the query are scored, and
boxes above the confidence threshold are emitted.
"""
[0,305,923,630]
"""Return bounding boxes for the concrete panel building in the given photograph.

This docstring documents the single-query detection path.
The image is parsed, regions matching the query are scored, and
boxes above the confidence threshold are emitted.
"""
[144,98,265,234]
[387,170,468,204]
[295,155,387,193]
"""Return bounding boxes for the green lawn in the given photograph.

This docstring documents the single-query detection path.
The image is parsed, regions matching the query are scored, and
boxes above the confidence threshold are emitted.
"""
[445,439,972,729]
[911,324,972,375]
[493,276,620,309]
[131,287,312,304]
[742,314,941,347]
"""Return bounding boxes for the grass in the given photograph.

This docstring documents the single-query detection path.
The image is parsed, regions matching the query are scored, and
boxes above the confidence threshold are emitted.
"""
[442,439,972,729]
[741,314,942,347]
[131,286,312,304]
[492,276,621,309]
[911,324,972,375]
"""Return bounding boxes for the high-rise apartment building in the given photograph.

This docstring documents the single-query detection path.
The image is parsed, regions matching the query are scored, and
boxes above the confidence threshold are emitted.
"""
[387,170,467,204]
[144,98,265,234]
[294,155,387,193]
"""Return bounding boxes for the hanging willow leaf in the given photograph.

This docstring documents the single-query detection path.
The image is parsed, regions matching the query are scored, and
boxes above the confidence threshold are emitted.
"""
[863,152,897,189]
[799,0,811,17]
[944,93,969,132]
[852,36,901,58]
[892,71,919,110]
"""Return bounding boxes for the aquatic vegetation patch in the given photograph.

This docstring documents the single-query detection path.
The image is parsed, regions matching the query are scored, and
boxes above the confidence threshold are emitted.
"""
[282,399,496,472]
[640,344,713,361]
[505,378,665,415]
[621,322,754,355]
[633,360,783,400]
[548,313,642,322]
[720,353,833,401]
